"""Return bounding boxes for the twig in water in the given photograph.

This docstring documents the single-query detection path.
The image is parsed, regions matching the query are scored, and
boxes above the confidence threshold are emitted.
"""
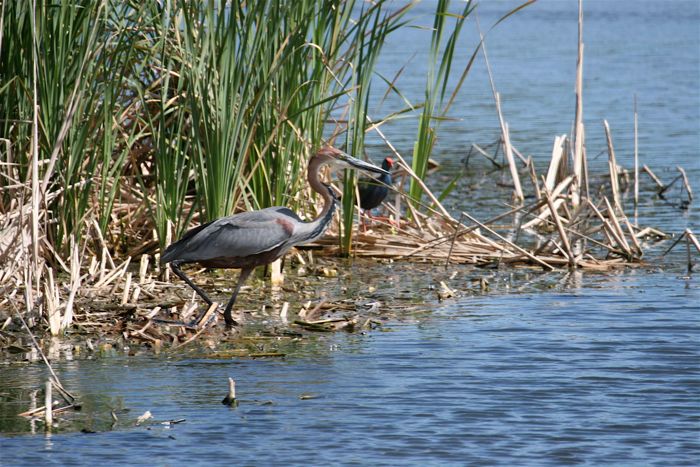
[633,95,639,208]
[686,229,700,254]
[222,378,237,406]
[686,233,693,274]
[44,380,52,429]
[571,0,585,208]
[662,230,700,264]
[642,165,664,189]
[677,166,693,201]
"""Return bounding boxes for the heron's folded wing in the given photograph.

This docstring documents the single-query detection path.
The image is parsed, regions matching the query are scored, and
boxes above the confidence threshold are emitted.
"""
[175,208,298,262]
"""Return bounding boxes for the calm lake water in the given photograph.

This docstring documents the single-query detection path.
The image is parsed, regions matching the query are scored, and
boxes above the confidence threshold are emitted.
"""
[2,1,699,465]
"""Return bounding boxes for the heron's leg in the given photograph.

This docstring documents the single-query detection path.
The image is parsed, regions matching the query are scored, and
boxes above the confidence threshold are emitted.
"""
[223,267,253,327]
[171,262,214,305]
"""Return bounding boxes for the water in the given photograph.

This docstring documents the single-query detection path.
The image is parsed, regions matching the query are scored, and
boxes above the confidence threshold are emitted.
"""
[2,1,699,465]
[1,270,699,465]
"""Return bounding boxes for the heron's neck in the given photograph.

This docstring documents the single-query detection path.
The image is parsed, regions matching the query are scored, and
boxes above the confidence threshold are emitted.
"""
[296,155,337,242]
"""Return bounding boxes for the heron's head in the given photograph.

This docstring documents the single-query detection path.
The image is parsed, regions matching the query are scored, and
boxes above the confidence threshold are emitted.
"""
[316,145,389,176]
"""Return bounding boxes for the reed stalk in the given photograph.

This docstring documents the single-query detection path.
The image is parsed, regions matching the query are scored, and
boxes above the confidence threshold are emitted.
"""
[409,0,474,212]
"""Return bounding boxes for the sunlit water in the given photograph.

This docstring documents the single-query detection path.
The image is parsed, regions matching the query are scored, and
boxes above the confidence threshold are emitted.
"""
[2,1,699,465]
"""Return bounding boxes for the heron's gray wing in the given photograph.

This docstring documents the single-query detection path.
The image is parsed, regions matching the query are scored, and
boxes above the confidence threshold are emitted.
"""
[168,207,301,263]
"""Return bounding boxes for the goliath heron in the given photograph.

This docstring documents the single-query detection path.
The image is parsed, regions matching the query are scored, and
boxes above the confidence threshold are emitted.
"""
[160,146,389,327]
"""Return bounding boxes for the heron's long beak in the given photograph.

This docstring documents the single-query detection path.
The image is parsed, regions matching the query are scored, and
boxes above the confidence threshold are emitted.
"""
[337,152,390,176]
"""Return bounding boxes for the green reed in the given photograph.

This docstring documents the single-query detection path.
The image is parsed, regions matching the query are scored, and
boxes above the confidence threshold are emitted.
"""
[408,0,474,213]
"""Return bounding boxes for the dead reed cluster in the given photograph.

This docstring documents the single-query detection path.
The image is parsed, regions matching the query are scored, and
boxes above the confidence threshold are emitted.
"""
[316,0,697,272]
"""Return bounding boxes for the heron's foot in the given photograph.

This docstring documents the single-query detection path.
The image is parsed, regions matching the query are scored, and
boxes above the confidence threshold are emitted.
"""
[223,309,245,328]
[224,317,240,328]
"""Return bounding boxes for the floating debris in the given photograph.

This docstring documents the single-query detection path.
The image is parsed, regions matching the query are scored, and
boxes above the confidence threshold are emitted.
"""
[222,378,237,407]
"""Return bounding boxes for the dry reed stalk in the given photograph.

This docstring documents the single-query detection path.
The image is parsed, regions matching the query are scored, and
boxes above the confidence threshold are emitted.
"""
[98,248,107,282]
[18,401,59,418]
[543,188,576,267]
[445,213,465,268]
[393,223,483,259]
[581,141,591,200]
[16,308,75,402]
[642,165,664,189]
[139,255,150,284]
[280,302,289,323]
[471,143,502,168]
[586,199,627,256]
[92,218,115,270]
[635,226,668,240]
[45,267,62,336]
[222,378,237,406]
[686,230,700,254]
[622,217,643,257]
[603,197,633,256]
[130,285,141,303]
[304,300,327,321]
[677,166,693,200]
[121,272,133,305]
[522,198,565,230]
[94,257,131,289]
[658,173,684,198]
[61,237,80,331]
[172,323,210,349]
[511,146,530,166]
[545,135,566,191]
[611,196,643,256]
[603,120,622,208]
[478,24,523,201]
[146,306,162,319]
[270,258,284,286]
[460,211,555,270]
[662,229,700,257]
[164,220,173,281]
[522,175,573,230]
[633,95,639,207]
[44,380,52,428]
[500,105,524,202]
[527,158,542,200]
[571,0,585,208]
[194,302,219,328]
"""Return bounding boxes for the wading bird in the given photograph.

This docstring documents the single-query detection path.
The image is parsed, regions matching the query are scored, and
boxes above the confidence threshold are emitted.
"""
[358,157,394,226]
[160,146,389,327]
